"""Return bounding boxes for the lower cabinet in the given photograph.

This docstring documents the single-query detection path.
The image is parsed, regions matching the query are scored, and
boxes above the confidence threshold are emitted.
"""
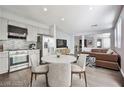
[0,51,9,74]
[28,50,40,67]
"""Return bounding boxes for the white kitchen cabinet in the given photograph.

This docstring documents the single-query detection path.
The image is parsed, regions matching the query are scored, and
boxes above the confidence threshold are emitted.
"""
[8,20,26,28]
[0,51,9,74]
[27,25,38,42]
[28,49,40,66]
[0,18,8,40]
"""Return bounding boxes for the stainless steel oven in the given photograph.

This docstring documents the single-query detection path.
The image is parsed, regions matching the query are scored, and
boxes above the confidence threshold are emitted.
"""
[9,50,28,66]
[9,50,29,72]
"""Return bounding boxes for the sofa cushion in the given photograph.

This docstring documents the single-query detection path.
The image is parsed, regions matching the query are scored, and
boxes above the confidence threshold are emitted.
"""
[90,52,118,62]
[96,60,119,70]
[91,49,108,53]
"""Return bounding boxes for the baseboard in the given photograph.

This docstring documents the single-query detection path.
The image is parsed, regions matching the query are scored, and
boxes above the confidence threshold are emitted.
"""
[120,68,124,78]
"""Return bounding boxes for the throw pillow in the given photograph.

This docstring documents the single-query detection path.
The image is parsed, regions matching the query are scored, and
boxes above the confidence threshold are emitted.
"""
[106,49,114,54]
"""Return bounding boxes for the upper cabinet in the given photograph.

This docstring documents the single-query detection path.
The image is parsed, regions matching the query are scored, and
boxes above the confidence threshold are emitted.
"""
[8,20,26,28]
[27,25,38,42]
[0,18,8,40]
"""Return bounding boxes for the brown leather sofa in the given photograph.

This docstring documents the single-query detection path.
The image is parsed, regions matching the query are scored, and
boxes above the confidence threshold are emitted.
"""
[82,49,120,70]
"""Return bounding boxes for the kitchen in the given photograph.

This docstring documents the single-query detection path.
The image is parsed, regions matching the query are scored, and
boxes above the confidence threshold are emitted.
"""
[0,17,54,74]
[0,6,74,75]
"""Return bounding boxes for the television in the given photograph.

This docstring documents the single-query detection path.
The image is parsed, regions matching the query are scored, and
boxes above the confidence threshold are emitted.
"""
[56,39,67,48]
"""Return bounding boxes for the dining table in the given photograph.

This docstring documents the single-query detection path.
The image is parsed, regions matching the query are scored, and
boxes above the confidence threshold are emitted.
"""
[41,54,77,63]
[41,54,77,87]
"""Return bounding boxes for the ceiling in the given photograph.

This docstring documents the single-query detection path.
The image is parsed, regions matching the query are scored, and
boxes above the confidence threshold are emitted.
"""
[0,5,122,34]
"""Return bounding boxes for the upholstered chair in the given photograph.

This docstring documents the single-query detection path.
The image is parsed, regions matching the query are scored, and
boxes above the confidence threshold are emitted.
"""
[48,63,71,87]
[71,54,88,87]
[30,54,49,86]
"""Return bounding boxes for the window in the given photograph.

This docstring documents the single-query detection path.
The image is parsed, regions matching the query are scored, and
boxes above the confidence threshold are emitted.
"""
[114,28,117,47]
[97,41,101,47]
[97,39,102,48]
[103,37,110,48]
[115,18,122,48]
[96,33,111,48]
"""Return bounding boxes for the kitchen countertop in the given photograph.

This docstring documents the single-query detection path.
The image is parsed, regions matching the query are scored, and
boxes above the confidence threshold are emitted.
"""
[0,49,40,52]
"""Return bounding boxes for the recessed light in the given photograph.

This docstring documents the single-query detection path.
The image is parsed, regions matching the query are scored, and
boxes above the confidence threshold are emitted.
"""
[89,7,93,10]
[43,8,48,12]
[91,24,98,27]
[61,18,65,21]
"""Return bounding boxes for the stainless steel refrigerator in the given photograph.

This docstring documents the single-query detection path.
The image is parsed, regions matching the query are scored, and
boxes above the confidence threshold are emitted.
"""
[37,34,54,63]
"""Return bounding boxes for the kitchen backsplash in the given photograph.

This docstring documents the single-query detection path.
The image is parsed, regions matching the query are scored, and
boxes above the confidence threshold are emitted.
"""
[0,39,36,50]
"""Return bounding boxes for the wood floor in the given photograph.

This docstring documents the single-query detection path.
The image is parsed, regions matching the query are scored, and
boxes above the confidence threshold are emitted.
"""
[0,66,124,87]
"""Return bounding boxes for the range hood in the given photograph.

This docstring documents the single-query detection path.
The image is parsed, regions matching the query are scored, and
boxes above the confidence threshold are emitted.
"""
[8,25,28,39]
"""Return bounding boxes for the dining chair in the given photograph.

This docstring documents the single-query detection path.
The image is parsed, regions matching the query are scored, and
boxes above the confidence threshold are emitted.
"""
[30,54,49,86]
[71,54,88,87]
[48,63,71,87]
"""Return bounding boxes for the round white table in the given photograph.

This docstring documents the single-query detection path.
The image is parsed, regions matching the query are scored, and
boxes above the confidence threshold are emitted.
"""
[41,55,77,63]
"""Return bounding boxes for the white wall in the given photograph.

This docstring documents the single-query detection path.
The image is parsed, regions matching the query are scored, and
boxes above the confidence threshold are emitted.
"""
[74,36,81,46]
[56,31,74,54]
